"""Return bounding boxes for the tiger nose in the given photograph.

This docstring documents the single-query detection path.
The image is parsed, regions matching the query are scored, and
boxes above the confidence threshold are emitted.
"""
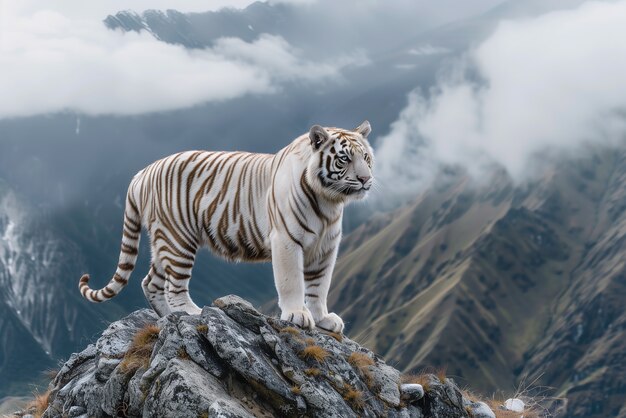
[357,175,371,185]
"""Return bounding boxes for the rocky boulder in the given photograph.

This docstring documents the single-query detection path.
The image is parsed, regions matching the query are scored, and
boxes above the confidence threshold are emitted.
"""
[31,295,495,418]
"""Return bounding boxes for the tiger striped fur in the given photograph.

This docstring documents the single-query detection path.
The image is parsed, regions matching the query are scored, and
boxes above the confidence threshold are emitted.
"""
[79,121,374,332]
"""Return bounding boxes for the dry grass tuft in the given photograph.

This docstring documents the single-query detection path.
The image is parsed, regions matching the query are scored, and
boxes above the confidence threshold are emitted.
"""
[486,373,560,418]
[44,368,59,380]
[300,345,329,363]
[342,384,365,410]
[119,324,160,374]
[290,385,302,395]
[484,399,526,418]
[461,389,481,403]
[196,324,208,333]
[436,366,447,383]
[26,389,51,418]
[280,326,302,337]
[177,346,190,360]
[463,373,554,418]
[348,352,376,389]
[304,367,322,377]
[485,398,542,418]
[328,332,343,342]
[494,410,526,418]
[348,352,375,368]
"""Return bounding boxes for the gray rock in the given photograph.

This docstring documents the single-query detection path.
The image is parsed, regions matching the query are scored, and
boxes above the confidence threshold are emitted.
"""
[212,294,256,313]
[177,317,225,377]
[67,406,86,417]
[372,362,401,406]
[504,398,525,412]
[466,401,496,418]
[208,399,256,418]
[406,375,470,418]
[401,383,425,402]
[125,370,146,417]
[94,357,120,382]
[212,294,268,331]
[101,367,133,416]
[142,359,233,417]
[39,295,485,418]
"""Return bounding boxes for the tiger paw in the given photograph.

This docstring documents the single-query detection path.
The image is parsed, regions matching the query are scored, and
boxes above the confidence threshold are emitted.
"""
[315,312,344,333]
[281,308,315,329]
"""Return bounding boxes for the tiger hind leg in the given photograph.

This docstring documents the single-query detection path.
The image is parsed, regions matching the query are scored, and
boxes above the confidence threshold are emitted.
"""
[141,264,172,317]
[159,254,202,316]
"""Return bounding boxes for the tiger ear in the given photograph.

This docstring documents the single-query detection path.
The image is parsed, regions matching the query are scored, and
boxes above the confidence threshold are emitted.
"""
[355,120,371,137]
[309,125,330,150]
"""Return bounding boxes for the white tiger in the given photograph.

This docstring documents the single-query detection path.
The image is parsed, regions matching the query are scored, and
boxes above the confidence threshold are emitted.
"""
[79,121,374,332]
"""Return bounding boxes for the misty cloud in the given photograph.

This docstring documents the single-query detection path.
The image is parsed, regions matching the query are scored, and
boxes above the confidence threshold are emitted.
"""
[407,45,450,56]
[212,35,367,82]
[375,0,626,196]
[0,9,363,119]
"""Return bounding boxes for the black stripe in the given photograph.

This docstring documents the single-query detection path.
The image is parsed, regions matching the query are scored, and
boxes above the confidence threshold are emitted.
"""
[113,274,128,285]
[165,266,191,281]
[118,263,134,271]
[277,208,303,248]
[289,201,314,234]
[121,243,138,255]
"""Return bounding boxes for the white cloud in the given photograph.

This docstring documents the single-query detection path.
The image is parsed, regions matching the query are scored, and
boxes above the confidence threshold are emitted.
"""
[376,0,626,195]
[0,4,363,119]
[212,35,367,81]
[407,45,449,56]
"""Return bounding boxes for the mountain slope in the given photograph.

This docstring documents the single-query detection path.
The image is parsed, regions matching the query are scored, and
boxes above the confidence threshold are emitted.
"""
[0,183,105,396]
[330,147,626,417]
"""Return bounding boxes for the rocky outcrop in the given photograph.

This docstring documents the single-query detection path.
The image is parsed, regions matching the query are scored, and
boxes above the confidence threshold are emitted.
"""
[33,295,495,418]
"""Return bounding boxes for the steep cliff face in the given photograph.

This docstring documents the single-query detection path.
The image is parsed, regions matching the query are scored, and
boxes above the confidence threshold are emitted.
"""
[330,148,626,417]
[21,296,511,418]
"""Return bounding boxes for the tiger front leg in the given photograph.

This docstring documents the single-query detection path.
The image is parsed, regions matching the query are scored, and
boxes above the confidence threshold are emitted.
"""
[304,247,345,334]
[271,233,315,329]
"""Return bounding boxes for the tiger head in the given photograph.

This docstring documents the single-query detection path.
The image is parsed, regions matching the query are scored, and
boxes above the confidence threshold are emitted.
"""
[307,121,374,202]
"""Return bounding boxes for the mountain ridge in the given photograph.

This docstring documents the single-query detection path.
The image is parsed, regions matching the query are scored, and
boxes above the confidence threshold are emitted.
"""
[329,146,626,417]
